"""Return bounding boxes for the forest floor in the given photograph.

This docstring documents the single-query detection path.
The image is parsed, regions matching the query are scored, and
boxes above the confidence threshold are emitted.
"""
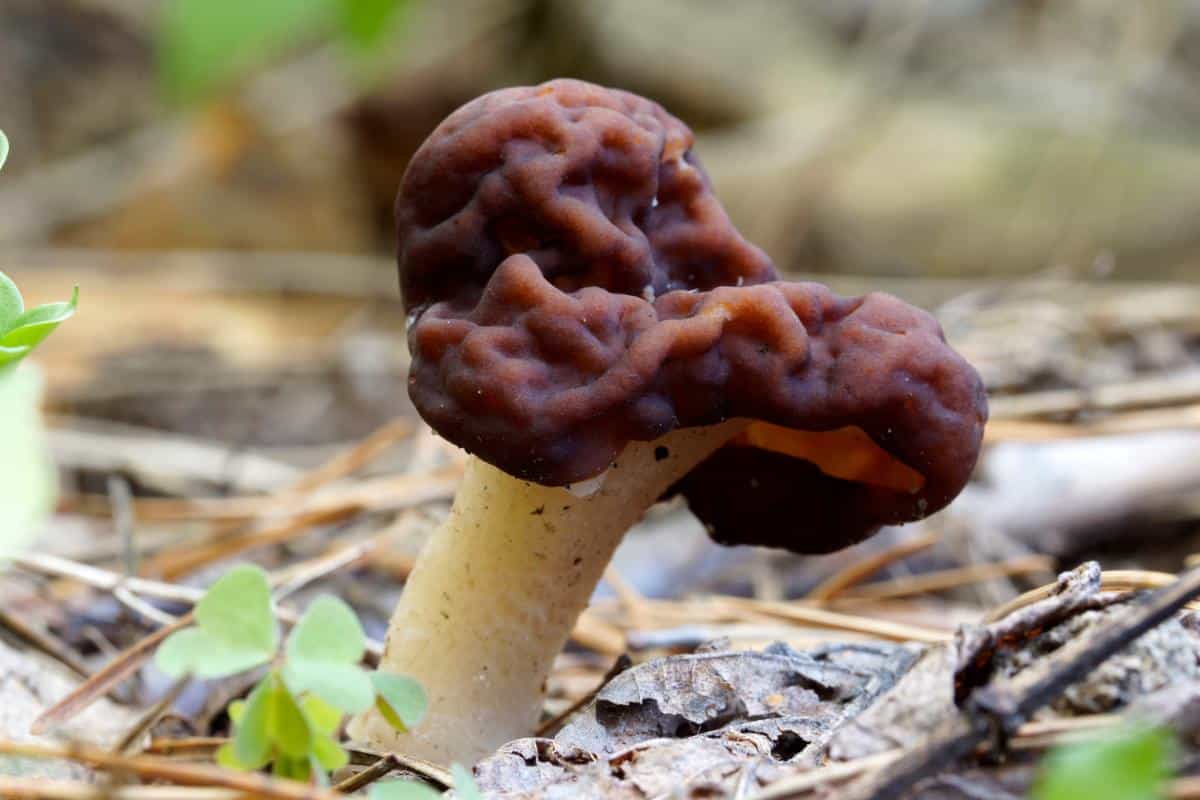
[1,260,1199,798]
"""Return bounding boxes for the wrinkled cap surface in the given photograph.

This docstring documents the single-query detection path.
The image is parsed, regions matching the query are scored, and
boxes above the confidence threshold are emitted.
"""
[399,78,988,552]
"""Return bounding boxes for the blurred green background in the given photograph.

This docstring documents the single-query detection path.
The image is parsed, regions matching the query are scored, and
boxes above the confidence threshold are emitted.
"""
[5,0,1199,278]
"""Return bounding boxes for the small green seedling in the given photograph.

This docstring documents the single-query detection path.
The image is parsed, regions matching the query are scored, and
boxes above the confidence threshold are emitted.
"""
[156,565,426,782]
[369,763,485,800]
[0,272,78,373]
[1033,724,1174,800]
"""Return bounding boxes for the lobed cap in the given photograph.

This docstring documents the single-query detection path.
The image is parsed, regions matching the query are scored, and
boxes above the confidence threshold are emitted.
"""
[399,79,988,552]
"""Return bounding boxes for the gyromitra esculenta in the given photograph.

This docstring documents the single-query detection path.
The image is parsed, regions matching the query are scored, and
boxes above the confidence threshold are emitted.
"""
[349,79,988,763]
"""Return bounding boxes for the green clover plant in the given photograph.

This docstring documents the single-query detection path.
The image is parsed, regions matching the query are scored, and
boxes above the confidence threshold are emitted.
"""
[1033,724,1174,800]
[155,564,427,783]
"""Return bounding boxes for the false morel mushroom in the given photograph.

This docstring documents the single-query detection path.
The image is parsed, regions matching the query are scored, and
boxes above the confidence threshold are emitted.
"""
[349,79,988,763]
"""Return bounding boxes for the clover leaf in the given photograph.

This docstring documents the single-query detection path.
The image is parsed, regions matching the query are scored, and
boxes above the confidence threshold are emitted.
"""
[371,671,427,733]
[157,564,278,678]
[281,595,374,714]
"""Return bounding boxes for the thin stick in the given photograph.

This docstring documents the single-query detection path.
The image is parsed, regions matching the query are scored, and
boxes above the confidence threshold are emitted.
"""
[836,565,1200,800]
[30,614,192,735]
[536,654,632,737]
[716,597,951,644]
[985,569,1183,623]
[0,740,343,800]
[116,675,191,754]
[0,779,240,799]
[343,748,452,789]
[604,565,651,631]
[287,417,412,493]
[806,532,939,603]
[71,471,459,524]
[0,607,92,679]
[836,555,1056,603]
[144,738,225,758]
[30,546,378,733]
[987,367,1200,420]
[152,506,359,580]
[749,715,1122,799]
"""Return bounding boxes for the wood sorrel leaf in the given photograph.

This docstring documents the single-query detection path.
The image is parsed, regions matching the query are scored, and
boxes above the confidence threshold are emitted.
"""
[156,564,277,678]
[371,672,427,732]
[282,595,373,713]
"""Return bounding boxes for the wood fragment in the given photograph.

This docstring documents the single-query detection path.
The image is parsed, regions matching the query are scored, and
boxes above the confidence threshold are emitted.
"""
[987,368,1200,420]
[0,607,92,680]
[806,532,939,603]
[0,779,240,800]
[836,555,1056,603]
[834,565,1200,800]
[31,614,193,736]
[115,675,191,755]
[985,569,1186,623]
[287,417,412,493]
[716,597,952,644]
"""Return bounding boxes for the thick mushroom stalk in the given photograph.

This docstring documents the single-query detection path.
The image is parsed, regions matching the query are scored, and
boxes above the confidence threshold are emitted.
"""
[350,421,745,763]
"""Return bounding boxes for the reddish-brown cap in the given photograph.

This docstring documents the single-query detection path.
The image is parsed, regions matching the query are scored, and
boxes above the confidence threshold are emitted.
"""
[399,79,987,552]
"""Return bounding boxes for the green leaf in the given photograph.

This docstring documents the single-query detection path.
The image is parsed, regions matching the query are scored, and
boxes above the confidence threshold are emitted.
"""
[156,564,277,678]
[228,699,247,725]
[282,595,374,713]
[231,678,274,769]
[287,595,366,663]
[158,0,334,102]
[0,129,8,172]
[1033,725,1173,800]
[0,366,56,560]
[265,674,311,758]
[1,287,78,352]
[371,672,427,733]
[451,763,485,800]
[216,740,251,770]
[368,780,442,800]
[311,733,349,771]
[336,0,406,51]
[300,694,342,736]
[0,272,23,333]
[273,752,312,781]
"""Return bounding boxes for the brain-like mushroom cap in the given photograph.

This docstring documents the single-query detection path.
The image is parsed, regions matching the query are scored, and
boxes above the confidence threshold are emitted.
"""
[400,79,988,552]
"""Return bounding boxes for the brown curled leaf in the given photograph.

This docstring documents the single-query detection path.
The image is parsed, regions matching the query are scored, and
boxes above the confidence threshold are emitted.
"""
[399,79,987,552]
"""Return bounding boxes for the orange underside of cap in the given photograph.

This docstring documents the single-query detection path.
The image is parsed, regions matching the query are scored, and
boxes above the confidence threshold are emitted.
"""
[735,422,926,493]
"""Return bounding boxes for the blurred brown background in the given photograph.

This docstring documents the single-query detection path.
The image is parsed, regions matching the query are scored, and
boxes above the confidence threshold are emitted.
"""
[2,0,1199,588]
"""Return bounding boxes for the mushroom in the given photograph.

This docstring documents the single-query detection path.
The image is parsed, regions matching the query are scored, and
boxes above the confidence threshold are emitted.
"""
[349,79,988,763]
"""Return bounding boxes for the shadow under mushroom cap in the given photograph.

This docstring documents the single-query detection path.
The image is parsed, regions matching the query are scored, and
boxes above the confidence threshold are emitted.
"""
[400,78,988,553]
